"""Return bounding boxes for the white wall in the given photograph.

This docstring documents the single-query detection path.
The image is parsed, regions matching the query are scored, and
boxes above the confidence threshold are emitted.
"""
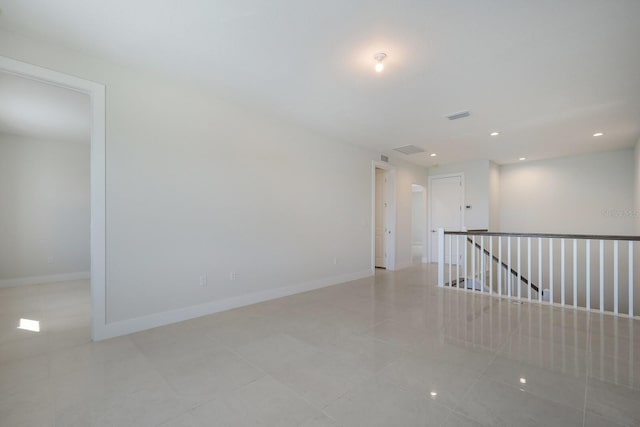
[0,31,426,332]
[428,159,491,230]
[0,133,90,284]
[499,149,635,235]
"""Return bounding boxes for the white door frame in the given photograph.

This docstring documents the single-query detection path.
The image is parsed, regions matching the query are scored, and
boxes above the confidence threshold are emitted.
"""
[0,56,107,341]
[371,161,396,271]
[428,172,464,262]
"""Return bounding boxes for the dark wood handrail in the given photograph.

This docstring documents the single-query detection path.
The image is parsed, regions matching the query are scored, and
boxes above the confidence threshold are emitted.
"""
[445,231,640,242]
[466,237,540,293]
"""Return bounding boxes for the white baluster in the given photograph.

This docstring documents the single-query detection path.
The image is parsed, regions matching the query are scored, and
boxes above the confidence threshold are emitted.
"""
[573,239,578,308]
[464,235,468,290]
[472,236,476,289]
[614,240,619,315]
[480,236,484,293]
[586,240,591,311]
[549,239,554,305]
[489,237,493,295]
[517,237,522,300]
[629,241,634,318]
[456,235,460,289]
[498,237,502,297]
[600,240,604,313]
[561,239,565,306]
[507,237,512,297]
[538,237,542,303]
[448,234,452,288]
[437,228,445,287]
[527,237,532,301]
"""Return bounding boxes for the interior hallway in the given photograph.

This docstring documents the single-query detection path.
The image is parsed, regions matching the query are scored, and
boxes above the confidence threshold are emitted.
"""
[0,266,638,426]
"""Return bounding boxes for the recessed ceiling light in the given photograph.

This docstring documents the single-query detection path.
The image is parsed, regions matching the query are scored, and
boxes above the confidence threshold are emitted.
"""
[593,132,604,137]
[430,391,438,397]
[519,157,526,161]
[520,378,527,384]
[490,132,500,136]
[374,52,387,73]
[430,153,437,157]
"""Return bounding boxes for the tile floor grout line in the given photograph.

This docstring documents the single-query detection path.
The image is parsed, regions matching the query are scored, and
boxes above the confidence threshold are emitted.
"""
[145,329,275,425]
[127,335,193,396]
[126,331,232,419]
[221,338,340,424]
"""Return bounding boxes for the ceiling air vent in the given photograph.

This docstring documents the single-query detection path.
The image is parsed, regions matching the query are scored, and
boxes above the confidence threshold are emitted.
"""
[446,110,471,120]
[393,145,425,155]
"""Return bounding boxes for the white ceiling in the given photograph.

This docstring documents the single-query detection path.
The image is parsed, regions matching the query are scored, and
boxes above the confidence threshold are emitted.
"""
[0,71,90,143]
[0,0,639,165]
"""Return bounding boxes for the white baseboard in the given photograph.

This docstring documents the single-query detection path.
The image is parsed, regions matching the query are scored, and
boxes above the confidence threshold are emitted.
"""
[94,269,373,341]
[0,271,90,288]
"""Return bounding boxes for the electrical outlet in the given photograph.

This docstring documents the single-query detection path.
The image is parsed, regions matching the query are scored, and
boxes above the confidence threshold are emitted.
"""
[333,257,338,265]
[47,256,54,264]
[229,271,236,281]
[199,275,207,287]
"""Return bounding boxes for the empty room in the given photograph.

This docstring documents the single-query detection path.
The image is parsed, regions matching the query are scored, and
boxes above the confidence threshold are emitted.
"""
[0,1,639,426]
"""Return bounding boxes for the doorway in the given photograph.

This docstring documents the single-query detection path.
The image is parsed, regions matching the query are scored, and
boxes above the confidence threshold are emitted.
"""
[0,70,93,353]
[371,162,396,271]
[0,56,106,341]
[411,184,426,264]
[428,173,464,262]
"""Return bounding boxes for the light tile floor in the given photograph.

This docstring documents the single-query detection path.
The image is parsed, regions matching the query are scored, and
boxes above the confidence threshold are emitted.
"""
[1,265,639,426]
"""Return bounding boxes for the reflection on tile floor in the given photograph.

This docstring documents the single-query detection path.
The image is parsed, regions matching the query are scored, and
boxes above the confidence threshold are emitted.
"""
[1,266,639,426]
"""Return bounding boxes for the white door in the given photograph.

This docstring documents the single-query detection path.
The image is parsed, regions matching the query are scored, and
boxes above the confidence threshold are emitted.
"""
[375,168,388,268]
[429,175,463,262]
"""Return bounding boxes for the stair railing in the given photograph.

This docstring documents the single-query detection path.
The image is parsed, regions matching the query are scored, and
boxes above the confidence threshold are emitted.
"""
[437,228,640,318]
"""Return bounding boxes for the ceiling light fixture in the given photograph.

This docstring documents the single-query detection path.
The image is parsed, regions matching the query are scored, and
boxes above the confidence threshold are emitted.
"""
[520,378,527,384]
[374,52,387,73]
[593,132,604,137]
[490,132,500,136]
[519,157,527,161]
[430,153,437,157]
